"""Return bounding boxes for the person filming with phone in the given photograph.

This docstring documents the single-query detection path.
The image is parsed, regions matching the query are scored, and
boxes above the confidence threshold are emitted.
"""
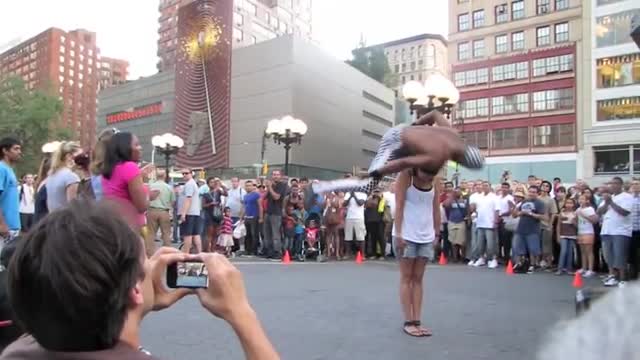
[1,200,279,360]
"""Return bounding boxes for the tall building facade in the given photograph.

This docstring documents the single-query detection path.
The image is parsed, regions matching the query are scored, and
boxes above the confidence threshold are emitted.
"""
[448,0,584,183]
[98,57,129,91]
[578,0,640,184]
[0,28,99,147]
[157,0,312,71]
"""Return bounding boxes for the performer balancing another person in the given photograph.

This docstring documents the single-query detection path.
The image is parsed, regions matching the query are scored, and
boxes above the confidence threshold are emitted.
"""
[393,167,440,337]
[312,110,484,195]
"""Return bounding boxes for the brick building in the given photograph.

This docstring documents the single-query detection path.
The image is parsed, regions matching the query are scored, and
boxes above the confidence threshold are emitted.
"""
[99,56,129,91]
[0,28,100,147]
[157,0,313,71]
[448,0,584,183]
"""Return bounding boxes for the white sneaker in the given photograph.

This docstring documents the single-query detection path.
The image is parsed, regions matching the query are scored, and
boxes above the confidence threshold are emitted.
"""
[604,277,619,287]
[473,258,486,267]
[602,274,615,284]
[584,270,595,278]
[539,260,548,268]
[468,260,476,266]
[488,259,498,269]
[618,281,626,288]
[577,269,585,275]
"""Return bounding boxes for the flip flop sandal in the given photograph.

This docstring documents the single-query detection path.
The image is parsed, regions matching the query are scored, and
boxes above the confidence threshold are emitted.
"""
[414,321,433,337]
[402,321,422,337]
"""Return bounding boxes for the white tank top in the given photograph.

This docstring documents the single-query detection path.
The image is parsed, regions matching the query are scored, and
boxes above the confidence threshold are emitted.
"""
[392,177,435,244]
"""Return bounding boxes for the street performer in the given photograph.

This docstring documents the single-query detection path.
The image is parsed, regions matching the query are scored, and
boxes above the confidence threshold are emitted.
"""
[312,110,484,195]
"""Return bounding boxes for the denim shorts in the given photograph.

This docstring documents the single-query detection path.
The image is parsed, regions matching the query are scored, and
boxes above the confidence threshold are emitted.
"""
[514,232,541,257]
[601,235,630,270]
[393,237,434,260]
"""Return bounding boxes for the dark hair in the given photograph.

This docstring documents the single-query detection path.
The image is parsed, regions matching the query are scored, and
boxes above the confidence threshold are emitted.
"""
[0,137,20,160]
[553,177,561,182]
[540,180,552,191]
[528,175,536,179]
[445,181,454,187]
[529,185,539,192]
[557,186,567,193]
[300,177,309,183]
[501,182,510,187]
[612,176,624,185]
[207,176,216,184]
[101,132,134,179]
[8,200,144,351]
[223,206,231,212]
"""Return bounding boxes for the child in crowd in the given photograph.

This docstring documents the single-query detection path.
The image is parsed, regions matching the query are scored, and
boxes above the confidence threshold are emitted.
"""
[293,205,307,261]
[283,205,297,255]
[217,207,235,257]
[556,198,578,275]
[576,194,599,278]
[305,219,320,252]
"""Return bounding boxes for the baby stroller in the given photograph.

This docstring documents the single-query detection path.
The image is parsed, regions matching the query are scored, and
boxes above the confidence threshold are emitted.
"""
[300,222,326,262]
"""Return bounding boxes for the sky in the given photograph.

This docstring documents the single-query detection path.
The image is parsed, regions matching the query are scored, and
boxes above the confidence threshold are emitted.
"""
[0,0,449,79]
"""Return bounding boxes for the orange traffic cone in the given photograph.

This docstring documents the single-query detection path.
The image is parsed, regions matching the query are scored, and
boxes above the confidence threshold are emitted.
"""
[355,251,363,264]
[506,260,514,275]
[282,250,291,264]
[572,271,583,288]
[438,253,447,265]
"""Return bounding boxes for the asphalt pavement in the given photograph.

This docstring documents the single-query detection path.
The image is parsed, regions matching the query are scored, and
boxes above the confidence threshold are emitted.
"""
[140,260,597,360]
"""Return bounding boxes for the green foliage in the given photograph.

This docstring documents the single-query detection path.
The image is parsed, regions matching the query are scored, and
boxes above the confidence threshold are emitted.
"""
[0,76,65,175]
[347,43,392,84]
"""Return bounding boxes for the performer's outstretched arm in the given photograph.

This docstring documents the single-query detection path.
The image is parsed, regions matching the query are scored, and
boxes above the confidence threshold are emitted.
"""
[413,110,451,128]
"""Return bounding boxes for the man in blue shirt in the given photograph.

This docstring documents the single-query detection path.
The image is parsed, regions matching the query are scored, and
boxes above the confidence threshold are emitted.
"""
[0,137,22,247]
[240,180,263,256]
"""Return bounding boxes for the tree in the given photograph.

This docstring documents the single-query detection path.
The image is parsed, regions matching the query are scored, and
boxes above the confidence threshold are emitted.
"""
[0,76,67,175]
[347,41,392,84]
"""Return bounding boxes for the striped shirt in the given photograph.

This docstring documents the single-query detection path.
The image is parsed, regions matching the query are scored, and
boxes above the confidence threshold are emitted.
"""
[632,193,640,232]
[220,216,233,234]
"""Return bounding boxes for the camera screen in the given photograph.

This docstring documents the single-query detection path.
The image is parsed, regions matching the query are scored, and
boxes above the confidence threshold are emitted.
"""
[176,261,208,288]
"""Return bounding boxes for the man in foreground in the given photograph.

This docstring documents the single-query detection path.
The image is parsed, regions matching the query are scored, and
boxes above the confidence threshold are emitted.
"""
[1,200,279,360]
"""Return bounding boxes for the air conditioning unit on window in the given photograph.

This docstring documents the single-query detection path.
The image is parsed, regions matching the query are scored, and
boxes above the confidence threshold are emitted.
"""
[540,5,549,14]
[497,7,506,14]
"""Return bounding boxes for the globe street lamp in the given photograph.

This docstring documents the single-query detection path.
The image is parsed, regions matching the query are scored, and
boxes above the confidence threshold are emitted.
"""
[265,116,308,176]
[152,133,184,181]
[401,73,460,119]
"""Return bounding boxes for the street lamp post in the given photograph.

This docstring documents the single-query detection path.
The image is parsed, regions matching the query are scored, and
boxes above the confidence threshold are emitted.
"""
[151,133,184,182]
[264,116,308,176]
[401,73,460,119]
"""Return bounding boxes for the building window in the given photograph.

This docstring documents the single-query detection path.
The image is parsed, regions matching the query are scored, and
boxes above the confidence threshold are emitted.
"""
[401,63,406,72]
[426,45,436,68]
[454,68,489,87]
[234,12,244,25]
[459,98,489,119]
[593,145,633,175]
[59,56,64,63]
[458,42,471,61]
[492,127,529,149]
[495,4,508,23]
[458,13,470,31]
[533,124,575,147]
[492,61,528,82]
[472,9,485,28]
[596,9,640,48]
[495,34,508,54]
[597,97,640,121]
[532,88,574,111]
[59,46,65,53]
[492,93,529,115]
[60,36,65,43]
[394,64,400,73]
[512,31,525,50]
[463,131,489,149]
[555,22,569,43]
[555,0,568,10]
[597,54,640,88]
[536,0,551,15]
[233,28,243,41]
[511,0,524,20]
[411,61,416,71]
[244,1,258,15]
[532,54,573,76]
[537,26,551,46]
[473,39,485,58]
[597,0,625,4]
[401,76,406,84]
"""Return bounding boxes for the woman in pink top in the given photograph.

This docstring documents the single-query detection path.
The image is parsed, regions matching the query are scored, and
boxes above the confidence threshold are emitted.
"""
[101,132,154,237]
